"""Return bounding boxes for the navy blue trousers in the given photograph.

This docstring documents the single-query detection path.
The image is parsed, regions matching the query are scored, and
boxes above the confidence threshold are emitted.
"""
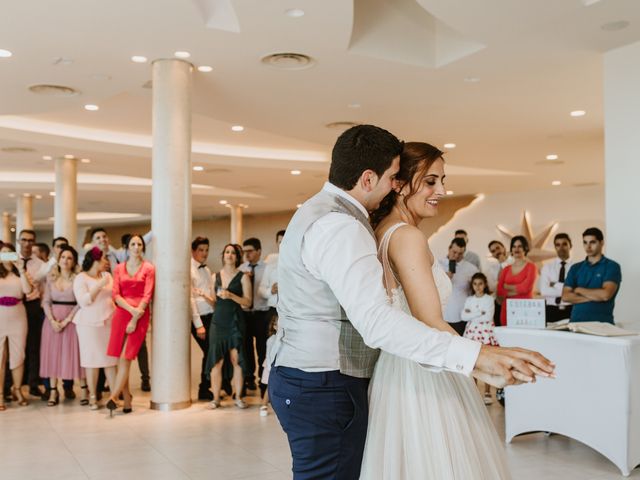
[269,366,369,480]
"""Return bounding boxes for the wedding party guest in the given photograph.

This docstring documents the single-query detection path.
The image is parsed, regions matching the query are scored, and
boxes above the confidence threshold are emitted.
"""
[562,227,621,324]
[454,229,482,270]
[73,247,118,410]
[206,244,252,409]
[89,228,151,392]
[240,237,269,390]
[40,246,86,406]
[439,237,479,336]
[33,242,50,263]
[486,240,513,326]
[496,236,537,326]
[259,314,278,417]
[0,243,33,409]
[105,234,155,416]
[462,272,498,404]
[258,230,285,325]
[539,233,574,324]
[17,229,47,398]
[190,236,215,401]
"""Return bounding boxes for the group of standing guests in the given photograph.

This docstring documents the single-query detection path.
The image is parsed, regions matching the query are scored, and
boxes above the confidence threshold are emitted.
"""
[190,232,283,414]
[0,228,154,414]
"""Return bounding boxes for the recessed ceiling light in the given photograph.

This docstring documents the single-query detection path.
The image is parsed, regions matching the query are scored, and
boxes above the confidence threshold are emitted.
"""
[84,104,99,111]
[296,204,302,208]
[601,20,630,32]
[444,143,456,149]
[35,195,42,200]
[80,158,91,164]
[174,51,191,59]
[8,194,15,198]
[231,125,244,132]
[0,49,12,58]
[291,170,302,175]
[446,190,454,195]
[347,103,361,109]
[546,154,559,161]
[10,227,15,232]
[464,77,480,83]
[552,180,562,186]
[285,8,305,18]
[219,200,228,205]
[49,191,56,196]
[193,165,204,171]
[131,55,148,63]
[64,154,75,159]
[570,110,586,117]
[42,155,52,161]
[261,52,315,70]
[197,65,213,73]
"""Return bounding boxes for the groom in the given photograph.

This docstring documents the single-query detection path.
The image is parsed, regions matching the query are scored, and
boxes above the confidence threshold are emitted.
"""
[269,125,555,480]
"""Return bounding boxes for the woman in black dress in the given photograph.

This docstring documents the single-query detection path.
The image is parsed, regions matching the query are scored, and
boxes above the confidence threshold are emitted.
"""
[206,244,252,409]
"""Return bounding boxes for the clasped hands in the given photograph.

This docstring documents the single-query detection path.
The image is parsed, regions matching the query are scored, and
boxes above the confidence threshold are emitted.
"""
[126,307,145,334]
[473,345,556,389]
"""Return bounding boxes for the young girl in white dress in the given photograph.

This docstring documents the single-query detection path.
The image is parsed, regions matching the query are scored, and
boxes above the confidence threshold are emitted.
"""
[462,272,498,404]
[360,142,511,479]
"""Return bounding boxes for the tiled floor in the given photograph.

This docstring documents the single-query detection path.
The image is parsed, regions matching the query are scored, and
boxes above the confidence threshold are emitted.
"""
[1,352,638,479]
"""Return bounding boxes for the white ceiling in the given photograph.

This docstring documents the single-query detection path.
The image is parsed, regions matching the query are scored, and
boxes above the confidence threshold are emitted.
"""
[1,0,638,224]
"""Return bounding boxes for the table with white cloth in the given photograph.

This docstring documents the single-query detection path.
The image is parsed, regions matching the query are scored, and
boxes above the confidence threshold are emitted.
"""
[495,327,640,476]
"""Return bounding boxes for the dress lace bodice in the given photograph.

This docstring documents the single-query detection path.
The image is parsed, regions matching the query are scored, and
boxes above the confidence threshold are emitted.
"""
[378,222,452,316]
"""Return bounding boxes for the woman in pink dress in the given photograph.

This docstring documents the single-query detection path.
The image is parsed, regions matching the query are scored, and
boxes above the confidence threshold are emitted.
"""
[0,243,33,410]
[496,235,538,326]
[105,234,155,415]
[40,246,86,406]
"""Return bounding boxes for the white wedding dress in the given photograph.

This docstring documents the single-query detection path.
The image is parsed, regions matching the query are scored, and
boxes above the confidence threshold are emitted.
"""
[359,223,511,479]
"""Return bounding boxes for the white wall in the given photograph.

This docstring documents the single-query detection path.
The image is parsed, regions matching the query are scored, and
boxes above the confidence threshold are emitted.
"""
[604,40,640,331]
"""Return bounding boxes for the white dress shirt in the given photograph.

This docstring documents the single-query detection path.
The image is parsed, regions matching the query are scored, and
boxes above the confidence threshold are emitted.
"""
[258,254,279,308]
[539,257,574,307]
[240,260,269,311]
[438,258,479,323]
[486,256,514,294]
[189,257,215,328]
[295,182,481,376]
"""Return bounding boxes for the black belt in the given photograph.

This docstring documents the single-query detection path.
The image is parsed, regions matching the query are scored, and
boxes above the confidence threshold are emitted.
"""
[51,300,78,306]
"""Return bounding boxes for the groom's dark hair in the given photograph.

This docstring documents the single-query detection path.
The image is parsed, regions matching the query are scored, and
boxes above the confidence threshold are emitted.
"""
[329,124,404,190]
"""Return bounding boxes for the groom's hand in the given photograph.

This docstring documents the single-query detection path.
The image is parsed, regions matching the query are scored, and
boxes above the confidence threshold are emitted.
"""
[474,345,556,385]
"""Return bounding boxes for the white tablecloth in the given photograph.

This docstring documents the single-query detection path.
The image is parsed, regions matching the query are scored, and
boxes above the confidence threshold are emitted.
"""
[495,327,640,476]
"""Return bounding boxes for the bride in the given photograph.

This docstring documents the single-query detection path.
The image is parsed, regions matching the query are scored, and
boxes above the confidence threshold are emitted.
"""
[360,142,512,479]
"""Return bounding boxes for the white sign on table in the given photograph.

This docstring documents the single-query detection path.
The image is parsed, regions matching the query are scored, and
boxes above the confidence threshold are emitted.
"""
[506,298,545,329]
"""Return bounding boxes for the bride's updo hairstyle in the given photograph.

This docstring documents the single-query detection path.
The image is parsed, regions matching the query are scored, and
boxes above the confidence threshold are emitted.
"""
[370,142,444,229]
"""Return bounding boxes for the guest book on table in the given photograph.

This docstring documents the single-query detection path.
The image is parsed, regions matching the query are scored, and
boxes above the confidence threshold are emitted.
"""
[546,320,638,337]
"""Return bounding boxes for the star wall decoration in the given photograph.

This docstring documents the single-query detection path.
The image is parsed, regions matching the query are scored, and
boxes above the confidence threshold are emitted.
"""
[496,211,558,265]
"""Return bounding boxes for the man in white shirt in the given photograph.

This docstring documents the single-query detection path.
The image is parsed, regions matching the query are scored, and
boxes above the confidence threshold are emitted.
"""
[454,229,482,270]
[189,236,216,400]
[487,240,514,327]
[439,238,479,336]
[269,124,555,480]
[240,237,270,391]
[540,233,574,324]
[258,229,285,314]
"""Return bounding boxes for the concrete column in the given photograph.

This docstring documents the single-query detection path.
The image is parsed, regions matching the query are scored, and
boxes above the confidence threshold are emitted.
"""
[150,58,193,410]
[54,157,78,247]
[16,194,33,237]
[230,205,244,244]
[604,40,640,331]
[2,212,11,243]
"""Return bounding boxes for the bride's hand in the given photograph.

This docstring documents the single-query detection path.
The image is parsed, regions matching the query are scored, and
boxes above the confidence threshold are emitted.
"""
[474,345,556,386]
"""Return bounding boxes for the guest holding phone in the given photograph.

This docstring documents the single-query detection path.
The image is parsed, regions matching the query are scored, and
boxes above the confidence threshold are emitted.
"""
[105,234,155,416]
[0,243,33,410]
[206,244,252,410]
[497,236,537,326]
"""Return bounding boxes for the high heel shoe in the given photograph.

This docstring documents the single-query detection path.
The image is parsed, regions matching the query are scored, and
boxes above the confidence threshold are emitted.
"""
[11,387,28,406]
[106,399,117,417]
[80,385,89,406]
[123,394,133,414]
[47,389,59,407]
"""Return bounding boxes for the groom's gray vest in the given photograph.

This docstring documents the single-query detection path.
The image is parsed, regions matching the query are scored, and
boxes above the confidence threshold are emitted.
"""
[274,189,380,378]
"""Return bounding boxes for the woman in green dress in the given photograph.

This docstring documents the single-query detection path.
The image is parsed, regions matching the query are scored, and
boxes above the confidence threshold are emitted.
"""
[206,243,252,409]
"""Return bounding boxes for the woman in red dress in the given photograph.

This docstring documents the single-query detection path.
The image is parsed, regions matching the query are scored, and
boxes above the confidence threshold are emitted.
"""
[105,234,155,415]
[496,235,537,326]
